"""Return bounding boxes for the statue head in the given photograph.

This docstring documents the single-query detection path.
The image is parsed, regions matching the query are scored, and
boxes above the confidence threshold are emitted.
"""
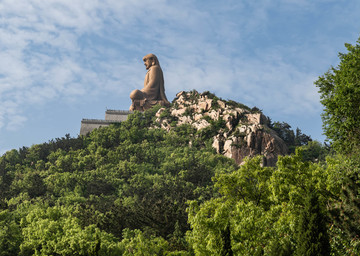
[143,53,160,70]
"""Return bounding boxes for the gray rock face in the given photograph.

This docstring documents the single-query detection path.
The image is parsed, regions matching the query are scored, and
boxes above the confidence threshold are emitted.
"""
[155,90,288,166]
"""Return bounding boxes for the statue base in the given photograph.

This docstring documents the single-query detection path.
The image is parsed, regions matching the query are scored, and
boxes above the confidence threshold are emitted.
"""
[130,99,170,111]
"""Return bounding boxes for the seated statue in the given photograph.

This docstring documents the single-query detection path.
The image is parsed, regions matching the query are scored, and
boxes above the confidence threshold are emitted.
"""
[129,53,170,111]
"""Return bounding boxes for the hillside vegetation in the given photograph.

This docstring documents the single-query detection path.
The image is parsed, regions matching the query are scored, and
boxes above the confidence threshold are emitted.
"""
[0,104,357,255]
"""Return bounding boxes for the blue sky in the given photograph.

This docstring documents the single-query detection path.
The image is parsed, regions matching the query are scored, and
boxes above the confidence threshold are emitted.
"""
[1,0,360,154]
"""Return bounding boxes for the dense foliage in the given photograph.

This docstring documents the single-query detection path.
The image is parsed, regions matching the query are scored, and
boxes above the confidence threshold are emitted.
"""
[270,121,312,153]
[295,190,330,256]
[0,105,359,255]
[315,37,360,153]
[0,108,238,255]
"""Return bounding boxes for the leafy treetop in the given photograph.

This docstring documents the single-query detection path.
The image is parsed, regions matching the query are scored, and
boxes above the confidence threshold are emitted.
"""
[315,37,360,154]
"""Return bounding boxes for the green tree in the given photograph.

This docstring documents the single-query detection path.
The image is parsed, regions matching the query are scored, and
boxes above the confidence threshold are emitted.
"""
[325,155,360,254]
[187,157,281,255]
[315,37,360,153]
[0,210,22,256]
[118,229,169,256]
[271,122,312,153]
[268,238,293,256]
[295,190,330,256]
[315,37,360,254]
[271,122,295,148]
[299,141,331,163]
[20,205,123,256]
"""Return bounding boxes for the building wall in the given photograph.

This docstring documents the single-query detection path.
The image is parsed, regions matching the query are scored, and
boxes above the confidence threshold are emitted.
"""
[80,120,112,135]
[105,110,133,122]
[80,110,132,135]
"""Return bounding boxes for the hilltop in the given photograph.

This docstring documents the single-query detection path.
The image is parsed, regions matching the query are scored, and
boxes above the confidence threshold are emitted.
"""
[154,90,288,166]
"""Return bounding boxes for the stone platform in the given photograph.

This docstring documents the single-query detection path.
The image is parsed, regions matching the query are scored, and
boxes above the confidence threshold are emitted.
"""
[80,110,133,135]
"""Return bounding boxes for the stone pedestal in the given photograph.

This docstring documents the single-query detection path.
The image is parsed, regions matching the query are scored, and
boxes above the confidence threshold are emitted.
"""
[130,99,170,111]
[80,110,133,135]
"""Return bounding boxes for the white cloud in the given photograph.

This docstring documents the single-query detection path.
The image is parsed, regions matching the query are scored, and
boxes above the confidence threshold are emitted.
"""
[231,56,322,115]
[0,0,108,130]
[7,115,27,131]
[0,0,358,145]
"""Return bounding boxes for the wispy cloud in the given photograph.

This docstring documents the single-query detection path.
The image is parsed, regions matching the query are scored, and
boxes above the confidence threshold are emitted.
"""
[0,0,105,130]
[0,0,359,147]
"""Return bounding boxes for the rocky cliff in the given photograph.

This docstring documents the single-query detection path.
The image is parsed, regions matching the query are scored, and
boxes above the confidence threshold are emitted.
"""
[154,90,288,166]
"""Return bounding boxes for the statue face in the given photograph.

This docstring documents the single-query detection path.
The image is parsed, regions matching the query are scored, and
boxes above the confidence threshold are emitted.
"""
[144,58,153,70]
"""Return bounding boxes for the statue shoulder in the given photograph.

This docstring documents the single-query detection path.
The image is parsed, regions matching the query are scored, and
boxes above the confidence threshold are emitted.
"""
[151,65,162,71]
[148,65,162,76]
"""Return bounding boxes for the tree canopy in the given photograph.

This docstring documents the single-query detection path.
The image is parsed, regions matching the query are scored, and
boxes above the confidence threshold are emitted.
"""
[315,37,360,153]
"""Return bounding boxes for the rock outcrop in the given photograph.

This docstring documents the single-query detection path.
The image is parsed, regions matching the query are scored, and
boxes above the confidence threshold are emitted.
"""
[155,90,288,166]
